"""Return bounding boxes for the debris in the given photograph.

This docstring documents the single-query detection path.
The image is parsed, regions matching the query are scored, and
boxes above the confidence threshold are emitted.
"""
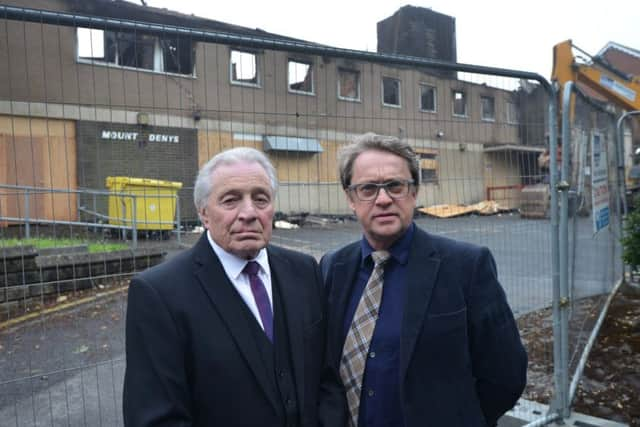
[56,295,68,303]
[417,200,508,218]
[303,215,330,227]
[73,344,89,354]
[274,220,299,230]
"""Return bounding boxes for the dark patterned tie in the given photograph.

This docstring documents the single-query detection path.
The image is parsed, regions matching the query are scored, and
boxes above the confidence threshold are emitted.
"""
[340,250,391,427]
[243,261,273,342]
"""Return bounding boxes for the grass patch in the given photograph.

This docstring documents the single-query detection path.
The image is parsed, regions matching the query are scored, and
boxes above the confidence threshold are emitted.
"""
[0,238,128,253]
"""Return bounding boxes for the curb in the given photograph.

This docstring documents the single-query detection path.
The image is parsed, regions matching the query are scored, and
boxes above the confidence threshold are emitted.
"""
[0,284,129,330]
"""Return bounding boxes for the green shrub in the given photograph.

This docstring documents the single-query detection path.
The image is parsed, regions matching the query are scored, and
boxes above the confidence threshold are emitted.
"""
[0,238,128,253]
[622,208,640,269]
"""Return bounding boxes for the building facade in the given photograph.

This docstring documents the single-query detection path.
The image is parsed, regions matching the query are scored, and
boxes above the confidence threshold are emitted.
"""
[0,0,544,226]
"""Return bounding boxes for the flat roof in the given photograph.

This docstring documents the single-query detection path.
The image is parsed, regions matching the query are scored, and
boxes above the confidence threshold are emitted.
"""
[263,136,323,153]
[483,144,545,154]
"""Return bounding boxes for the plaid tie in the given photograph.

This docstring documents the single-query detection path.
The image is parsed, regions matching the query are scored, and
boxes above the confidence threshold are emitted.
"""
[340,250,390,427]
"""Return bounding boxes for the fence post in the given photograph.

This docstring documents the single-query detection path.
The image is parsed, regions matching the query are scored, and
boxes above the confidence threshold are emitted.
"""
[176,193,181,245]
[120,196,127,241]
[92,192,98,233]
[549,82,567,420]
[557,82,574,419]
[76,190,81,222]
[24,188,30,239]
[132,194,138,250]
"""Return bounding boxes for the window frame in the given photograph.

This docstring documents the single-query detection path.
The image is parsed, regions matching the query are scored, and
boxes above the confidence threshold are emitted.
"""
[287,58,315,95]
[76,27,196,77]
[480,95,495,122]
[382,76,402,108]
[452,90,467,117]
[229,49,261,88]
[506,101,520,124]
[419,83,437,113]
[415,148,439,185]
[337,68,361,102]
[77,28,106,60]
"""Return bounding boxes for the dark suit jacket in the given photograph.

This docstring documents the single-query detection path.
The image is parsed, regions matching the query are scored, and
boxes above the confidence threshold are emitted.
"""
[321,226,527,427]
[123,233,346,427]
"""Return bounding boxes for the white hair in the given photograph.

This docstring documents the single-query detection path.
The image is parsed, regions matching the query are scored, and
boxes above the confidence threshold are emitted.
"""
[193,147,278,211]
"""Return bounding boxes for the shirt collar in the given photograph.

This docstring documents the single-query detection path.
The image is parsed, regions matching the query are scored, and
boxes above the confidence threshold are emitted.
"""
[206,230,270,279]
[360,222,414,267]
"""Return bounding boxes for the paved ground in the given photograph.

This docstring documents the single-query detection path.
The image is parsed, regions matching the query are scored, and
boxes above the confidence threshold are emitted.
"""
[0,214,624,426]
[268,214,619,317]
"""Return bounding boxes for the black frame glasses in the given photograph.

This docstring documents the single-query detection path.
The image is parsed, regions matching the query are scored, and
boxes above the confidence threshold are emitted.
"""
[347,179,415,201]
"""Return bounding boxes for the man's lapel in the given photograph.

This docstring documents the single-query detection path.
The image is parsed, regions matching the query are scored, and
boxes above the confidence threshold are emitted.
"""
[192,234,279,412]
[268,247,306,411]
[327,244,361,362]
[400,228,440,380]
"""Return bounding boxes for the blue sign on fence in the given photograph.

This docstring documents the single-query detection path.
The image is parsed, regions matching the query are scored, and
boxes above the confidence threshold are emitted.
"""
[591,132,610,234]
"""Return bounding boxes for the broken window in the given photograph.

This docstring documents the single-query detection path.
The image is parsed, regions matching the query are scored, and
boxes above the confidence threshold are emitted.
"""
[481,96,495,121]
[76,27,195,75]
[382,77,401,107]
[338,68,360,100]
[416,149,439,184]
[452,90,467,117]
[288,59,313,94]
[230,50,259,86]
[116,32,155,70]
[507,101,520,124]
[161,34,194,75]
[420,84,436,112]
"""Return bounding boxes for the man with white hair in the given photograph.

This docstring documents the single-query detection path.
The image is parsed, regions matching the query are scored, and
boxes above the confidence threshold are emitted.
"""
[124,147,346,427]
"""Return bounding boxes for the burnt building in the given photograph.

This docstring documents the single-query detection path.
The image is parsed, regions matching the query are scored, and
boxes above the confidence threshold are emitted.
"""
[377,5,457,79]
[0,0,538,225]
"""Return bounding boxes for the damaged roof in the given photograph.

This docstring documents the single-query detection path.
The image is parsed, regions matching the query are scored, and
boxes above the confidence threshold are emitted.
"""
[596,42,640,77]
[63,0,321,46]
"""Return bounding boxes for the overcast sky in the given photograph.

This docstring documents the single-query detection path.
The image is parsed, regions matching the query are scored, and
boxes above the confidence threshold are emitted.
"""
[142,0,638,81]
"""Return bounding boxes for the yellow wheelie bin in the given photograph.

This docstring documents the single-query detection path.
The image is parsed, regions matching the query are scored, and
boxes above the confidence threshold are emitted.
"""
[106,176,183,238]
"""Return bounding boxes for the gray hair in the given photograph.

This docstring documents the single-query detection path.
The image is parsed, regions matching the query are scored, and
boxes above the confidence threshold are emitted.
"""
[193,147,278,211]
[338,132,419,189]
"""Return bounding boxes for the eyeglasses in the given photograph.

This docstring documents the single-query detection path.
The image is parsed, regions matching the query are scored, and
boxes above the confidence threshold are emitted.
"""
[348,180,415,201]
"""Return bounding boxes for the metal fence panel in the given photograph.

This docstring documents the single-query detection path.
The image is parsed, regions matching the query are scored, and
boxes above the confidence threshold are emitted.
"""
[0,4,623,426]
[557,86,623,416]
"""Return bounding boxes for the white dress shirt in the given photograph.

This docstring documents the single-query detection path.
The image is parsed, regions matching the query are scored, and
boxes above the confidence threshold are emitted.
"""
[206,231,273,331]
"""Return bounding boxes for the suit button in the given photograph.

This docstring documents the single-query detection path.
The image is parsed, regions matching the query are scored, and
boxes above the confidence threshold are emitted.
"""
[279,370,286,378]
[369,351,376,358]
[286,398,294,407]
[367,389,375,397]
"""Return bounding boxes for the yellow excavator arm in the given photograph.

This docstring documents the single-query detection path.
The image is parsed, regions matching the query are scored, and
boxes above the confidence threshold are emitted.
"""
[552,39,640,111]
[552,39,640,203]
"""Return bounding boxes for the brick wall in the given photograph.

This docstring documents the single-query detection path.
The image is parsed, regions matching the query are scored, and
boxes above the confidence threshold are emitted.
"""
[76,121,198,223]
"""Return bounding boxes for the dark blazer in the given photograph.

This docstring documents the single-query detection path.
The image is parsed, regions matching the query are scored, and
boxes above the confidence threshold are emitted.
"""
[123,233,346,427]
[321,225,527,427]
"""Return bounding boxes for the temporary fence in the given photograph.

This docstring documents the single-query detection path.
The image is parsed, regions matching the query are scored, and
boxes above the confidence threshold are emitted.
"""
[548,82,624,419]
[0,184,183,247]
[0,3,627,426]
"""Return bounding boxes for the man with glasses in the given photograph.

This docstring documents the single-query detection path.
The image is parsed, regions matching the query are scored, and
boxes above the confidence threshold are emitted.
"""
[320,133,527,427]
